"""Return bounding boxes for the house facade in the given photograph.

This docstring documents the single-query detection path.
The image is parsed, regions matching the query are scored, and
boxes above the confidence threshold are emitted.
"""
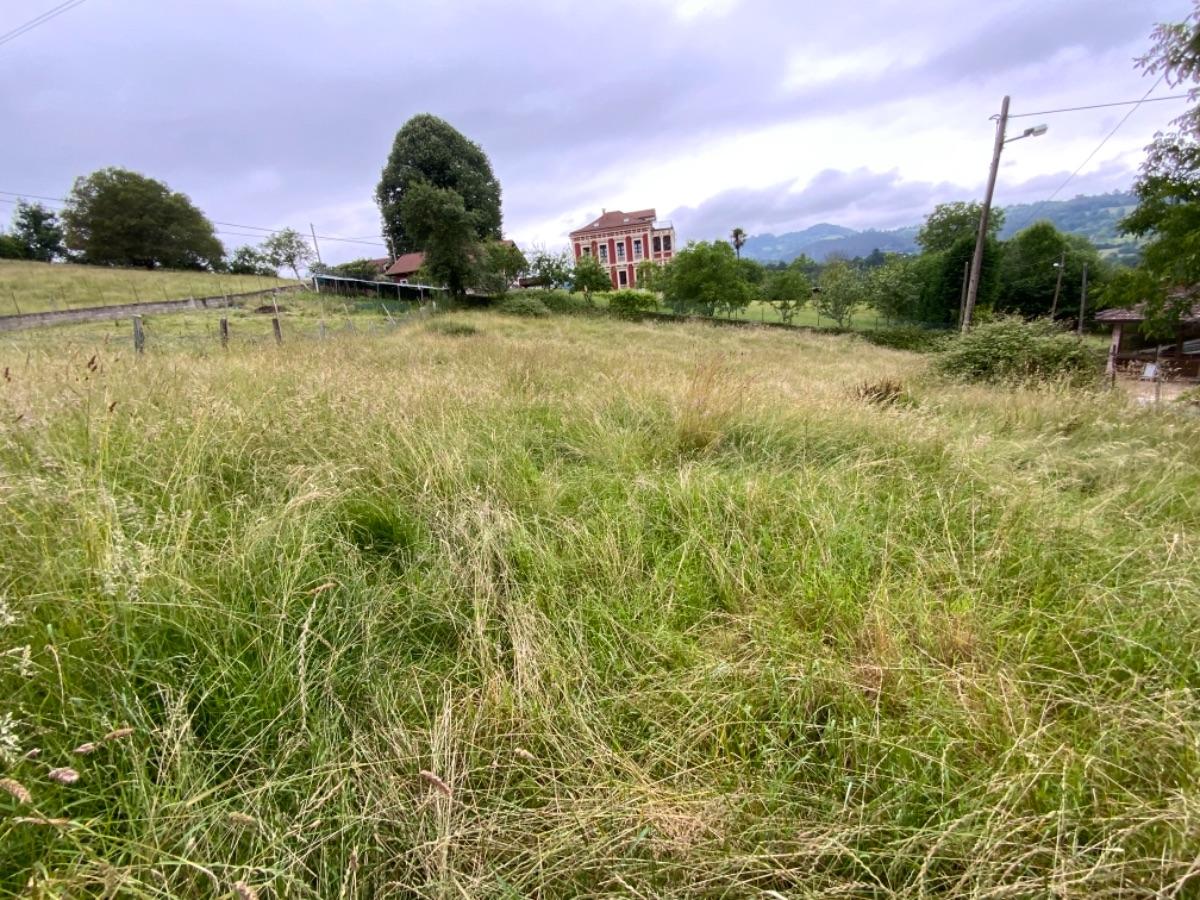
[384,251,425,284]
[569,208,675,289]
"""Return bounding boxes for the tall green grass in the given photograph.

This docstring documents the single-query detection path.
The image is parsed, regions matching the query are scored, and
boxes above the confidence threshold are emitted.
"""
[0,314,1197,896]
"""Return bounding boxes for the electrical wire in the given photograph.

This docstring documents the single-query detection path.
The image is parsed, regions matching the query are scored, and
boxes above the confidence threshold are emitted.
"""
[1008,93,1189,118]
[0,0,87,50]
[1008,74,1167,234]
[0,190,387,248]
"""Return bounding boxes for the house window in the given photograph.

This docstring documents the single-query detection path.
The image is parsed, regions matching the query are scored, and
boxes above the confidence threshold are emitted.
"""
[599,245,608,263]
[633,239,643,259]
[662,235,672,252]
[582,246,591,256]
[618,269,628,286]
[653,236,662,253]
[616,242,626,262]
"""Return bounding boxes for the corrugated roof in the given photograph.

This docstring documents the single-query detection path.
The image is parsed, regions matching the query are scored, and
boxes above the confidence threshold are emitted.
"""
[1096,301,1200,323]
[570,208,657,237]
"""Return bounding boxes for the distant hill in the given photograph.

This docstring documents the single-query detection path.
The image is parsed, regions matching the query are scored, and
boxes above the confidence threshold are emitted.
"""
[741,191,1140,265]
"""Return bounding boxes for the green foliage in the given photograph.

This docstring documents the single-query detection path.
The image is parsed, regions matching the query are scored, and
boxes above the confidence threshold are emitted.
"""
[571,253,613,297]
[604,289,658,319]
[917,201,1004,253]
[761,262,811,324]
[911,234,1002,325]
[936,317,1096,384]
[527,247,573,290]
[661,240,754,316]
[401,182,480,297]
[997,223,1104,320]
[475,241,528,296]
[496,293,550,317]
[635,259,661,292]
[326,258,387,281]
[61,167,223,270]
[865,253,922,322]
[228,245,277,277]
[11,201,63,262]
[736,257,765,286]
[859,325,952,353]
[533,289,593,315]
[376,114,502,254]
[0,231,26,260]
[730,226,747,258]
[815,259,863,328]
[261,228,314,281]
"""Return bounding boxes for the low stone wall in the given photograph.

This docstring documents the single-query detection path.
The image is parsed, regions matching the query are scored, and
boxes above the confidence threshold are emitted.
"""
[0,285,304,333]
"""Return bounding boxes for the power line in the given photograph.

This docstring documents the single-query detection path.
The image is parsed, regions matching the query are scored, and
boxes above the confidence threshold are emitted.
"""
[0,189,387,248]
[1008,93,1189,119]
[0,0,87,50]
[1009,74,1167,234]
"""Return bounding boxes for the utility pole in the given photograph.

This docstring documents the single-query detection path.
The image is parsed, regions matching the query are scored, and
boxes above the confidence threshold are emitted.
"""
[309,223,323,266]
[962,95,1010,333]
[956,259,969,327]
[1077,263,1088,336]
[1050,251,1065,318]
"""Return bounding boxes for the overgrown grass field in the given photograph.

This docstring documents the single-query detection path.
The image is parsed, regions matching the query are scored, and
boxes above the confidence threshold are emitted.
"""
[0,260,296,315]
[0,313,1197,896]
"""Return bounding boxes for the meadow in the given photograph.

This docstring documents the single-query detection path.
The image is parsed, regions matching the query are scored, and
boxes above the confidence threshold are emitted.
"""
[0,260,296,315]
[0,311,1197,897]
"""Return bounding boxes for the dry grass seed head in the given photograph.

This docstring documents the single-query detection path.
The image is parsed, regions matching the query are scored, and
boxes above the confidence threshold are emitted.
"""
[0,777,32,804]
[101,727,134,742]
[47,767,79,785]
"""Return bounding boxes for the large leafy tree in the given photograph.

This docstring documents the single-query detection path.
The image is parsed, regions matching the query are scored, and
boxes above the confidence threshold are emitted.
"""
[660,240,754,316]
[376,115,502,254]
[527,247,574,289]
[61,168,223,270]
[228,245,276,277]
[474,241,528,295]
[997,223,1103,319]
[400,182,480,297]
[916,201,1005,254]
[1109,9,1200,334]
[12,201,63,262]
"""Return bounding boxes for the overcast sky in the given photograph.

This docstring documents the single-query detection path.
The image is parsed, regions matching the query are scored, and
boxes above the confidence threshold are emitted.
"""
[0,0,1190,263]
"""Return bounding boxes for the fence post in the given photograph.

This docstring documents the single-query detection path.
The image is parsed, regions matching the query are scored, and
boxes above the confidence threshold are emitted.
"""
[272,316,283,344]
[219,317,229,348]
[132,315,145,354]
[1154,345,1162,406]
[319,320,327,340]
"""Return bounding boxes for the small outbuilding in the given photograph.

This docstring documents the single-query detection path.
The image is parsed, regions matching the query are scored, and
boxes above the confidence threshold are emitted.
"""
[1097,298,1200,379]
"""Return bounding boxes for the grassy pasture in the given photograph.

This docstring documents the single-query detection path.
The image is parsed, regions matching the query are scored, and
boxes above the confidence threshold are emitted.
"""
[0,259,296,315]
[0,313,1198,896]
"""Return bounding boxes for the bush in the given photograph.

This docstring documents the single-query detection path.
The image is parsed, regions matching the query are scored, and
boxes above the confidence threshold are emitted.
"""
[536,289,594,315]
[496,294,550,317]
[936,317,1098,385]
[426,319,478,336]
[861,326,953,353]
[604,289,658,319]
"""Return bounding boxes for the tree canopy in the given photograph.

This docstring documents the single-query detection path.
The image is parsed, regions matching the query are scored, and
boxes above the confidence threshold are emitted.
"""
[916,201,1005,254]
[400,182,481,297]
[11,201,63,262]
[61,168,223,270]
[661,240,754,316]
[572,253,613,296]
[376,115,502,255]
[261,228,313,281]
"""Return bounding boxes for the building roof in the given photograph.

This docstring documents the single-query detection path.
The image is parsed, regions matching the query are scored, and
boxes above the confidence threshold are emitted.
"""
[384,251,425,277]
[1096,299,1200,323]
[570,208,658,237]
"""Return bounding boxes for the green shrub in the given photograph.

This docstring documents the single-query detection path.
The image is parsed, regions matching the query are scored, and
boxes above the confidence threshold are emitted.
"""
[604,289,658,319]
[538,289,594,315]
[936,317,1098,385]
[426,319,479,336]
[861,325,953,353]
[496,294,550,317]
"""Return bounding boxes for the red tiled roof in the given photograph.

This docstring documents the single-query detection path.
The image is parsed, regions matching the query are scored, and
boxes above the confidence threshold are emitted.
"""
[385,252,425,277]
[570,208,657,237]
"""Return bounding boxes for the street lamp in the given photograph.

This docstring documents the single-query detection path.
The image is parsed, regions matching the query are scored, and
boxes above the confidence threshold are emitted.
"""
[961,96,1049,333]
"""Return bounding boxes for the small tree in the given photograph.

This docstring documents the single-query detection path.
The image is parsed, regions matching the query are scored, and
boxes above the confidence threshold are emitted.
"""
[865,254,922,323]
[474,241,528,295]
[12,201,63,262]
[815,259,863,328]
[635,259,661,292]
[0,231,25,260]
[261,228,314,281]
[527,246,574,289]
[762,264,811,324]
[228,245,276,276]
[572,253,613,297]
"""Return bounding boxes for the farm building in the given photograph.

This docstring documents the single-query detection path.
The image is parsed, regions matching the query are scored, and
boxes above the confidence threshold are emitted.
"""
[385,252,426,284]
[1097,299,1200,379]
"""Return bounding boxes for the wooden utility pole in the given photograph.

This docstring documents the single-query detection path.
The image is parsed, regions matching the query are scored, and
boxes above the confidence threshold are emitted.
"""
[957,259,969,327]
[1077,263,1088,336]
[963,95,1010,333]
[1050,251,1065,318]
[310,224,323,266]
